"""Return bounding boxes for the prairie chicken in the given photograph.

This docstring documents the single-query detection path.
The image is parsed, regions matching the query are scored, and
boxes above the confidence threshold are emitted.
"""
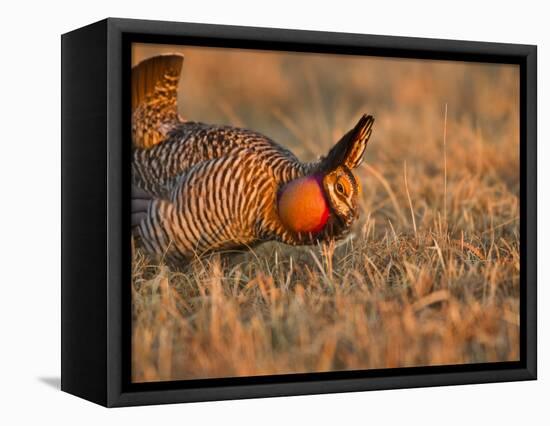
[132,54,374,261]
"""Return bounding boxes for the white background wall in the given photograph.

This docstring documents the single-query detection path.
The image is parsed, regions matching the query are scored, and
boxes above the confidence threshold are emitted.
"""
[0,0,546,424]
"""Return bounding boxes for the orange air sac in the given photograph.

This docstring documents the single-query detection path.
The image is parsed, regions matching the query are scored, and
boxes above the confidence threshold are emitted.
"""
[277,176,330,233]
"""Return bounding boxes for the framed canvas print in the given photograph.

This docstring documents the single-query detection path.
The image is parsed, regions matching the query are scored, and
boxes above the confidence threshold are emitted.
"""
[61,18,537,407]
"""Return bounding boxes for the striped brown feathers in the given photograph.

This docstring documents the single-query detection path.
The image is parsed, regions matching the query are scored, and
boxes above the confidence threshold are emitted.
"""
[132,54,184,149]
[131,87,375,260]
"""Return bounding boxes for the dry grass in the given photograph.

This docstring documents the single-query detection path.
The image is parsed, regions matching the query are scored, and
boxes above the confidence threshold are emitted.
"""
[131,44,520,382]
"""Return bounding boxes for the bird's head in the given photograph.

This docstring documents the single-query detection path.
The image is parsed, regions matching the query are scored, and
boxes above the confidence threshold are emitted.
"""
[322,165,360,230]
[277,114,374,237]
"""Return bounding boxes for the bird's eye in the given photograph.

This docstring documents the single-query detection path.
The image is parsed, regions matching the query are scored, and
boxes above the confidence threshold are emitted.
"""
[335,182,345,194]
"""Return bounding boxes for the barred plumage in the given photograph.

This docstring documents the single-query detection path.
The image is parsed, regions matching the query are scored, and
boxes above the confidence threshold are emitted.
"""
[132,122,310,198]
[131,54,374,262]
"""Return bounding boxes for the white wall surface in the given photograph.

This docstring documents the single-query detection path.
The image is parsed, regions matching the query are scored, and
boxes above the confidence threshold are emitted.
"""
[0,0,546,424]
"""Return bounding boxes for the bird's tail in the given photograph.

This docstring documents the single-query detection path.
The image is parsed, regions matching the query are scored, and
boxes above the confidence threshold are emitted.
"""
[131,54,184,149]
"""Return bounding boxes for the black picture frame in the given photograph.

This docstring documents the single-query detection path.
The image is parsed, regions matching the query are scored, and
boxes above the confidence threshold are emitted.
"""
[61,17,537,407]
